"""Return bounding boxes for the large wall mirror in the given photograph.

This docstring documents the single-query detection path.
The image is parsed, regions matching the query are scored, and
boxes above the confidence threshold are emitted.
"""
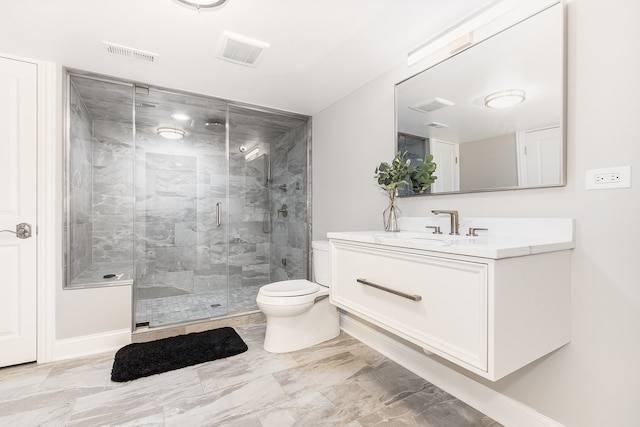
[395,3,564,196]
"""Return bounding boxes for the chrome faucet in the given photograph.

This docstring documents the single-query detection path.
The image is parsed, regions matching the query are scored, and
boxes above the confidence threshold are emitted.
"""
[431,210,459,235]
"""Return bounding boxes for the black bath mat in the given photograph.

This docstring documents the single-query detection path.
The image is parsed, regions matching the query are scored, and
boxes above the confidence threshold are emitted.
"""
[111,327,248,382]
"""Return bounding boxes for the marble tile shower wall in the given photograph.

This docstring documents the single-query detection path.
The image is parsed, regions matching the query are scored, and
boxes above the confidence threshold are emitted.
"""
[228,148,271,291]
[270,123,309,282]
[67,84,93,281]
[91,120,135,264]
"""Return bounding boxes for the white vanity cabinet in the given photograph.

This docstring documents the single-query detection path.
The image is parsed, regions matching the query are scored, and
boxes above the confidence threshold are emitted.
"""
[329,239,571,381]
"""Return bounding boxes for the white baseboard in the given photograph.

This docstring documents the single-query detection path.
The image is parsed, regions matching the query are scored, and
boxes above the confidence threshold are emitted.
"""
[340,313,565,427]
[54,329,131,361]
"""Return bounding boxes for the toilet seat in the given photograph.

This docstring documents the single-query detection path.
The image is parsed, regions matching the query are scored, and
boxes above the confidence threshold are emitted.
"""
[259,279,320,297]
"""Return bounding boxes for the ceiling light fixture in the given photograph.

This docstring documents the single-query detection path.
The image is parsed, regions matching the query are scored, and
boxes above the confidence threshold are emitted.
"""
[157,127,185,139]
[174,0,229,11]
[484,89,526,109]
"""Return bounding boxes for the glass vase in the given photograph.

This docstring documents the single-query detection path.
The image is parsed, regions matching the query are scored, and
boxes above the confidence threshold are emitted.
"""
[383,195,401,232]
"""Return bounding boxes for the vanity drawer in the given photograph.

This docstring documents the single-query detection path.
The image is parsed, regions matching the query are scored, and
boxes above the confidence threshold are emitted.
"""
[331,240,488,371]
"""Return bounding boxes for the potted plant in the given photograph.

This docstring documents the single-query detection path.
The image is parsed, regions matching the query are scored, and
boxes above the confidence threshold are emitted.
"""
[374,151,437,231]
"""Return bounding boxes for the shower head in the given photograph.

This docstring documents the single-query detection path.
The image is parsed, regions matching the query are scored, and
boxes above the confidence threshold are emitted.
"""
[204,119,226,132]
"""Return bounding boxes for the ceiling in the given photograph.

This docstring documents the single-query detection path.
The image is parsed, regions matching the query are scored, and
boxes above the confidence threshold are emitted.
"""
[0,0,495,116]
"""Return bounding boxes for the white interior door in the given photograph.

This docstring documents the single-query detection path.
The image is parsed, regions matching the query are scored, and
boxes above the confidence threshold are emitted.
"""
[517,126,562,186]
[0,56,37,367]
[431,139,460,193]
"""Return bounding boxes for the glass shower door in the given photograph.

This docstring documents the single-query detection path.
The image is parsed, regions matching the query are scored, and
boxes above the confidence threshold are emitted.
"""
[226,105,310,314]
[133,87,230,328]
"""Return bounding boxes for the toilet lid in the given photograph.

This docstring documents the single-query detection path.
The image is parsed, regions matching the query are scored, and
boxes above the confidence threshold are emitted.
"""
[260,279,320,297]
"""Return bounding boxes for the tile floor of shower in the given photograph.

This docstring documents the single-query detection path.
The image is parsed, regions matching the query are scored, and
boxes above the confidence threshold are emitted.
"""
[135,286,261,327]
[71,261,263,328]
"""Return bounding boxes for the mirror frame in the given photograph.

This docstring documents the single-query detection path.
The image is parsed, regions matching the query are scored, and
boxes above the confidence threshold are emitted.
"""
[394,3,566,196]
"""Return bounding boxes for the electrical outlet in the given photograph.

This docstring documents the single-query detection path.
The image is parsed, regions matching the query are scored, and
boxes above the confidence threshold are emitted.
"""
[586,166,631,189]
[594,173,620,183]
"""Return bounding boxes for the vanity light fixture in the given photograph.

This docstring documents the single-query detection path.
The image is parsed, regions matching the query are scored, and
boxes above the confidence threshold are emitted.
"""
[157,127,185,139]
[484,89,526,109]
[407,0,515,66]
[174,0,229,11]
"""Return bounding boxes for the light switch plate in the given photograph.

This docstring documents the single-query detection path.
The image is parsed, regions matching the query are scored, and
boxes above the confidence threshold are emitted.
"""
[586,166,631,189]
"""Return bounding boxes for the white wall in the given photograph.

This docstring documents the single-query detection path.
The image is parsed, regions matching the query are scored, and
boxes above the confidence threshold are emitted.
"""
[55,285,132,340]
[312,0,640,425]
[459,133,518,191]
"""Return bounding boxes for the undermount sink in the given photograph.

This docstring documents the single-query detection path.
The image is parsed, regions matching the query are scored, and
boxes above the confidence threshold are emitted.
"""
[374,232,478,245]
[409,234,471,242]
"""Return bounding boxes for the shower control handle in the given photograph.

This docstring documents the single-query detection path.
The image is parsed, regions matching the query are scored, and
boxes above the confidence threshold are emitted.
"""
[277,204,288,218]
[216,202,222,227]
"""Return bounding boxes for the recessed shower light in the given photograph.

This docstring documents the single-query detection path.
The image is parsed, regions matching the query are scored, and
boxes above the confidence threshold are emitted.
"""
[157,127,185,139]
[484,89,526,109]
[171,113,191,121]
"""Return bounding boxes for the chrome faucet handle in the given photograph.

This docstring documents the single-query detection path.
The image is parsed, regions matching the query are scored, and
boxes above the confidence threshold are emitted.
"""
[424,225,442,234]
[431,210,460,235]
[466,227,488,237]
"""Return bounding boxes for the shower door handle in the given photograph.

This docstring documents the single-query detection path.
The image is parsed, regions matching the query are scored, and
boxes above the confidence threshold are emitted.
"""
[216,202,222,227]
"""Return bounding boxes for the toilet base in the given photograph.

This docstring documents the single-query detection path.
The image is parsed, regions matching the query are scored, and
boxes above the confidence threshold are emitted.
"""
[262,298,340,353]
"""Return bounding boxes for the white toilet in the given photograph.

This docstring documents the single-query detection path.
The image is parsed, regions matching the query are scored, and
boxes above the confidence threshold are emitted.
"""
[256,240,340,353]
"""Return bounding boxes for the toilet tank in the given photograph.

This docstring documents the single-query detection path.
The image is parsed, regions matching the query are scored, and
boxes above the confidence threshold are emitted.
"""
[311,240,330,286]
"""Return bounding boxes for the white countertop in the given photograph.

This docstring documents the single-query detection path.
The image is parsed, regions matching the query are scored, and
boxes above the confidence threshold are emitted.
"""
[327,217,575,259]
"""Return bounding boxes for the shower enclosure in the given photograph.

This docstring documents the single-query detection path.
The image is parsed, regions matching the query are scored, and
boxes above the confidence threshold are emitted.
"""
[64,71,311,330]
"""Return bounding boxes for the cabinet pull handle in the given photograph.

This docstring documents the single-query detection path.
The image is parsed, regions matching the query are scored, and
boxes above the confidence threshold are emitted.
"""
[356,278,422,302]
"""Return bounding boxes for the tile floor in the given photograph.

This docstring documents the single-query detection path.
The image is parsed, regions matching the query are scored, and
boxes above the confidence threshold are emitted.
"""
[0,323,502,426]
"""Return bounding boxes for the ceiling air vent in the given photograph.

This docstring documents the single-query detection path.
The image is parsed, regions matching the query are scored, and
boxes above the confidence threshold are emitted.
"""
[426,121,450,129]
[410,97,455,113]
[218,31,270,67]
[104,42,159,63]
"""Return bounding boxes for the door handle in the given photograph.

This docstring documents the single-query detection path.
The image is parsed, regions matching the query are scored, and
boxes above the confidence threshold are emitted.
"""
[216,202,222,227]
[0,223,32,239]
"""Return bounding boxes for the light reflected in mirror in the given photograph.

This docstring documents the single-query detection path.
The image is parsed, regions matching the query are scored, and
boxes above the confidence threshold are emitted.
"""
[395,3,564,196]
